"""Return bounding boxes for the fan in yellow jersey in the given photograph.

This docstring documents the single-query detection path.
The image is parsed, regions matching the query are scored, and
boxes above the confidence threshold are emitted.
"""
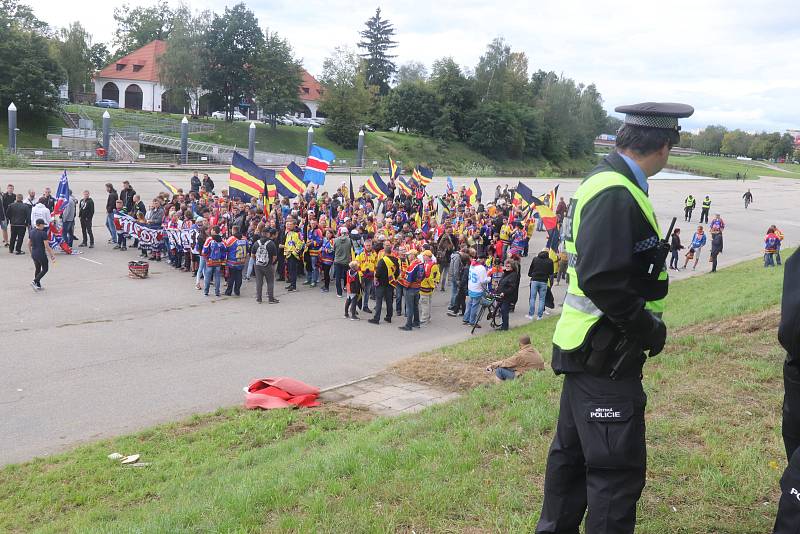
[356,239,378,313]
[283,218,304,292]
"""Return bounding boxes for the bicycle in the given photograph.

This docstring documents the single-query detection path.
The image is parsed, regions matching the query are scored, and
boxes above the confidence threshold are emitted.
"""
[471,292,502,334]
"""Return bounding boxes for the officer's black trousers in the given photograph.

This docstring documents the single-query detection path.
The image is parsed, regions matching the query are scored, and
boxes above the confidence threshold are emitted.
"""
[774,360,800,533]
[536,372,647,534]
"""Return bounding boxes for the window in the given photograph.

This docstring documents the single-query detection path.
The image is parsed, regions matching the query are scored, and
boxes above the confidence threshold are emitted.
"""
[115,64,126,71]
[302,87,310,94]
[132,65,143,72]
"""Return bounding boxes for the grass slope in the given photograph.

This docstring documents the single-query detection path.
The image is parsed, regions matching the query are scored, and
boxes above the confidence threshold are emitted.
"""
[0,113,65,149]
[0,254,791,533]
[667,153,798,179]
[67,104,592,176]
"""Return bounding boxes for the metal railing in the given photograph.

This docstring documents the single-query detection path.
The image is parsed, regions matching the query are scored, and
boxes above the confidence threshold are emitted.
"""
[110,132,138,161]
[138,132,304,166]
[64,104,215,135]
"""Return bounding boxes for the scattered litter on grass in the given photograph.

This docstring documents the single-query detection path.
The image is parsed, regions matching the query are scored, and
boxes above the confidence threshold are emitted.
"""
[121,454,140,464]
[128,462,150,468]
[107,452,123,460]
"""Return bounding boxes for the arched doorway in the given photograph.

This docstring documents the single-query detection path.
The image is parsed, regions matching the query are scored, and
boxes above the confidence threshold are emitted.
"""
[295,103,313,118]
[101,82,119,103]
[124,84,143,110]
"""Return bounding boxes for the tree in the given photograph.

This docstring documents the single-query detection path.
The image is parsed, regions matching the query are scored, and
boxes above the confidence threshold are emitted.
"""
[465,102,524,159]
[113,1,180,56]
[474,38,529,104]
[693,125,726,154]
[720,129,751,156]
[56,22,92,101]
[432,105,457,142]
[357,7,397,95]
[201,3,264,121]
[158,9,209,115]
[383,81,438,135]
[430,57,476,140]
[253,30,302,129]
[602,115,623,136]
[395,61,427,84]
[0,1,64,112]
[89,43,111,71]
[319,47,373,148]
[772,133,795,160]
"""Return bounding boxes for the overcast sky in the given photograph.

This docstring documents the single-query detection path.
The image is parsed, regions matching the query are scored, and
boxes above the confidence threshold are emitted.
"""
[27,0,800,133]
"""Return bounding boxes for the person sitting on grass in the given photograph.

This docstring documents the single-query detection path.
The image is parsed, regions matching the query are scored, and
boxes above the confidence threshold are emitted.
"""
[486,335,546,381]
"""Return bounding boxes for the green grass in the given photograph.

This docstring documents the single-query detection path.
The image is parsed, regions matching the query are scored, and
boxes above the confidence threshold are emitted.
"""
[0,252,792,533]
[0,113,65,149]
[667,153,798,179]
[193,122,594,176]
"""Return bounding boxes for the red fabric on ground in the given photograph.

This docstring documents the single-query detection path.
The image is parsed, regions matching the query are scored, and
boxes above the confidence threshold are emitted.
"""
[245,378,320,410]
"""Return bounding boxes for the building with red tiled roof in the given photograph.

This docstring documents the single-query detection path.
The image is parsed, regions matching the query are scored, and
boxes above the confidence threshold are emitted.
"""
[93,40,325,118]
[93,40,169,111]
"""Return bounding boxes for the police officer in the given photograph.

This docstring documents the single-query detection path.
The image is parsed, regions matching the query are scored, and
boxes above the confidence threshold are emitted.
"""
[700,195,711,223]
[774,250,800,532]
[536,102,694,534]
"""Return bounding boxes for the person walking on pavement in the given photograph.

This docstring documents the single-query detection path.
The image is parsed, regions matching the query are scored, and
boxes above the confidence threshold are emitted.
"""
[28,218,55,290]
[684,193,696,221]
[1,183,14,246]
[669,228,683,270]
[743,189,753,209]
[537,102,691,534]
[773,250,800,532]
[700,195,711,223]
[78,190,94,248]
[398,249,425,331]
[683,225,706,270]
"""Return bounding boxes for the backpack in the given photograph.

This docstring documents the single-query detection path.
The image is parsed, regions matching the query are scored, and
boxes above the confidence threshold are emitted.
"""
[255,239,271,266]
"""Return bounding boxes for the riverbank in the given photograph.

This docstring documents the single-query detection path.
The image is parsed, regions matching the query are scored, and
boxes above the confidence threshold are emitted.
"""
[0,254,790,533]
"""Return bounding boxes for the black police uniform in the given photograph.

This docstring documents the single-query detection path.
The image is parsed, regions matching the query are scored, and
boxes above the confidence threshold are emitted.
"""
[774,250,800,533]
[536,152,667,534]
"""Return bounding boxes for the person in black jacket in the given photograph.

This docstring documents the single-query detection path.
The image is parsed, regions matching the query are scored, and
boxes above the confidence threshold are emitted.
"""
[104,183,118,243]
[202,174,215,194]
[447,251,470,317]
[1,183,14,245]
[6,194,29,254]
[774,250,800,532]
[119,181,136,212]
[78,190,95,248]
[527,249,554,320]
[190,171,201,193]
[495,259,520,330]
[669,228,683,270]
[709,231,723,273]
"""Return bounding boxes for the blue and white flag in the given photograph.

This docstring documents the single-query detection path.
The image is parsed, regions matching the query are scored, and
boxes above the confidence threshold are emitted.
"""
[52,170,70,216]
[304,145,336,185]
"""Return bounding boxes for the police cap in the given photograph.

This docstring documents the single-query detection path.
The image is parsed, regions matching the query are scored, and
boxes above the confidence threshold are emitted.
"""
[615,102,694,131]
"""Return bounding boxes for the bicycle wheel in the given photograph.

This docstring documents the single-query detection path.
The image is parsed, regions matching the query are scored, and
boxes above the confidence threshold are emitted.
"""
[489,303,501,329]
[471,305,486,334]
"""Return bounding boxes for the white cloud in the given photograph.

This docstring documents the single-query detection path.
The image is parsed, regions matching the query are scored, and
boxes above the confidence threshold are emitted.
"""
[26,0,800,132]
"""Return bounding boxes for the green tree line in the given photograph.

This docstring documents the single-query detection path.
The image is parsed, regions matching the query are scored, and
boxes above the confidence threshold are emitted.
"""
[679,125,796,161]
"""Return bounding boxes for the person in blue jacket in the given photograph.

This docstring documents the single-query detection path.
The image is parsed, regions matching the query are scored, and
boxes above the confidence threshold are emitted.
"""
[683,225,706,270]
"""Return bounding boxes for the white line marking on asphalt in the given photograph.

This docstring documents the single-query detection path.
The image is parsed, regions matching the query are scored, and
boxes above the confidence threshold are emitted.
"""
[78,257,103,265]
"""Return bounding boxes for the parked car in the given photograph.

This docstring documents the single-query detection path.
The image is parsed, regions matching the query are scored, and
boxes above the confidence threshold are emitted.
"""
[314,117,327,125]
[94,99,119,109]
[211,110,248,121]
